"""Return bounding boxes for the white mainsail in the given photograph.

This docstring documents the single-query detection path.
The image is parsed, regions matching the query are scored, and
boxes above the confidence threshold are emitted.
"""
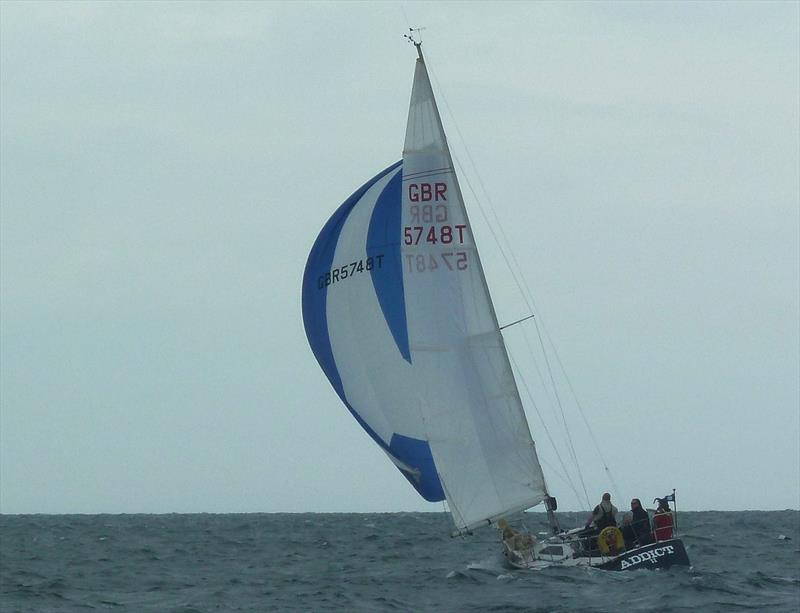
[302,43,547,534]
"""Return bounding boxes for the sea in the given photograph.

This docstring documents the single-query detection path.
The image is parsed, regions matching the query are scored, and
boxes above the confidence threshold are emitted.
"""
[1,511,798,612]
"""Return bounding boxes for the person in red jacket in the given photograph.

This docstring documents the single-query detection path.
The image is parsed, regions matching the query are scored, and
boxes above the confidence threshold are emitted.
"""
[653,497,674,541]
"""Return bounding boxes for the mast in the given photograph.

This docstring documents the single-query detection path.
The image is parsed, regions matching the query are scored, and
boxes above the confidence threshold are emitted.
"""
[404,27,426,60]
[403,36,549,533]
[303,31,559,537]
[545,496,560,534]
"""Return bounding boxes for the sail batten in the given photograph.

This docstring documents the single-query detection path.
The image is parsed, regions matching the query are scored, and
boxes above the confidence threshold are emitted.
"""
[302,45,547,531]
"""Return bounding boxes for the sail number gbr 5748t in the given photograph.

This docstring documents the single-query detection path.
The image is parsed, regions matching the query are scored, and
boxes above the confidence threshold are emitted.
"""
[403,187,470,273]
[317,256,384,290]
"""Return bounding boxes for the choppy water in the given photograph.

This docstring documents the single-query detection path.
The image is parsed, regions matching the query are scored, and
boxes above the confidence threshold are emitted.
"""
[1,511,798,612]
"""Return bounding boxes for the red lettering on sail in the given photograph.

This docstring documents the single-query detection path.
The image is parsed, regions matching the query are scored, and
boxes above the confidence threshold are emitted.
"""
[408,182,448,202]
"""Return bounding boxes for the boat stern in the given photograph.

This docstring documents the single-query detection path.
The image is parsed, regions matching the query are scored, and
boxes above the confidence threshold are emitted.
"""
[598,538,690,571]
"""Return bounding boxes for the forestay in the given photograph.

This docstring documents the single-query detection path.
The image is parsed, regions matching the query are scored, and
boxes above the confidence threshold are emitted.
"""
[302,44,547,533]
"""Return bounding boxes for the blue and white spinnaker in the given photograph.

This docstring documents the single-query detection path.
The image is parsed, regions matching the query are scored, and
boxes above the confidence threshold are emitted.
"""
[302,43,547,534]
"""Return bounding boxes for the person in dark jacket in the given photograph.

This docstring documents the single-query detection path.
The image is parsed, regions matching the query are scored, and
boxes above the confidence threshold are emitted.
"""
[622,498,653,548]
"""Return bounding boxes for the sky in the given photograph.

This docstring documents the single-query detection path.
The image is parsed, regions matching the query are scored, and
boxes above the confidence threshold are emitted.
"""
[1,1,798,515]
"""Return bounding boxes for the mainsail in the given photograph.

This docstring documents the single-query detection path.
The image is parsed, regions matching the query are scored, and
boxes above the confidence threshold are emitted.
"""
[302,43,547,533]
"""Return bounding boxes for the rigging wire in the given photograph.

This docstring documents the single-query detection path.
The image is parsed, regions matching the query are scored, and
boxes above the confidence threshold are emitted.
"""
[516,319,591,509]
[538,457,581,501]
[529,317,591,509]
[398,3,413,33]
[508,350,583,503]
[423,46,612,512]
[451,134,593,509]
[544,327,624,503]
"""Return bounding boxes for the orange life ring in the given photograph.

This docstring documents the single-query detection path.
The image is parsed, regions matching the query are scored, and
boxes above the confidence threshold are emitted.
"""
[598,526,625,555]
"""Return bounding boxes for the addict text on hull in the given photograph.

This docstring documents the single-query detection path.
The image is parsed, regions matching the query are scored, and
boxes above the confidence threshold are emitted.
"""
[620,544,674,569]
[600,539,690,571]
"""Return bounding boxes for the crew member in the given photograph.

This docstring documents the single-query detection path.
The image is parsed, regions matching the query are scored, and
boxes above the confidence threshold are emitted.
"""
[653,497,674,541]
[585,492,618,530]
[622,498,652,548]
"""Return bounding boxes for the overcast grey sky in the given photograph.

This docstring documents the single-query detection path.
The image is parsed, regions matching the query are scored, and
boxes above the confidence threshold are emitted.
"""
[1,1,798,515]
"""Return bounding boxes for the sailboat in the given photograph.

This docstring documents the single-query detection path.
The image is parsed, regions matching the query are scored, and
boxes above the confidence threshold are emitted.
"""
[301,37,690,572]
